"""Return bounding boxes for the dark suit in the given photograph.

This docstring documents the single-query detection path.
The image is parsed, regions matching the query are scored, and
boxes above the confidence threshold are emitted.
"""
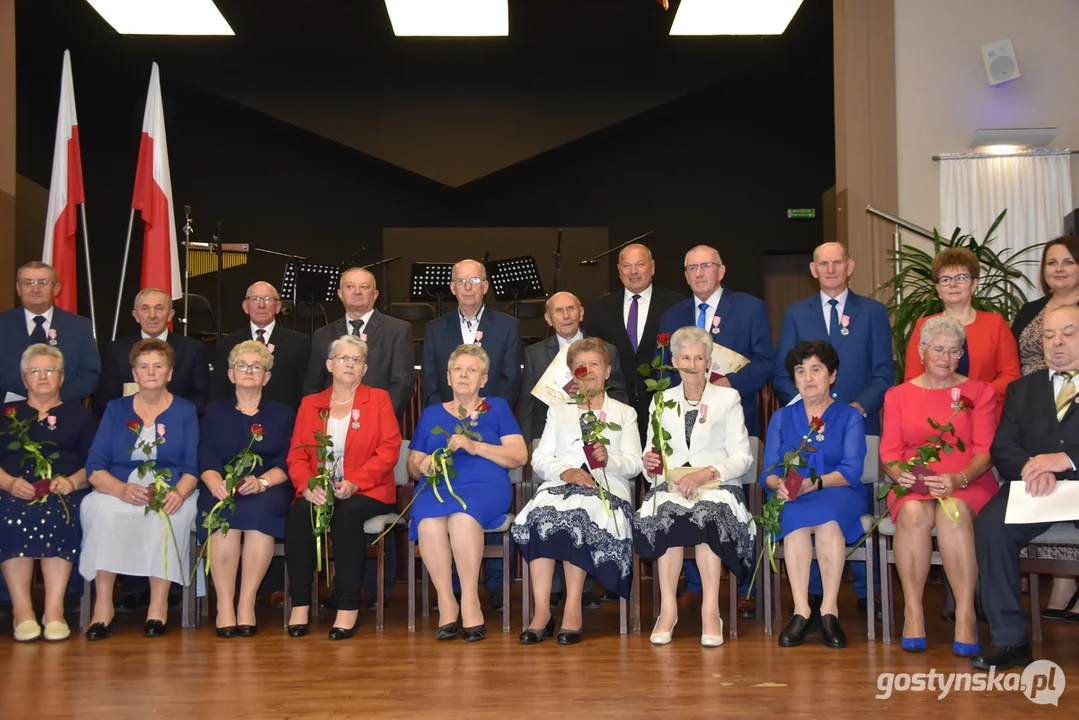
[516,334,629,445]
[421,308,521,407]
[213,325,311,411]
[583,286,684,440]
[304,311,413,417]
[976,369,1079,647]
[95,332,211,417]
[659,288,775,438]
[773,291,894,435]
[0,306,100,402]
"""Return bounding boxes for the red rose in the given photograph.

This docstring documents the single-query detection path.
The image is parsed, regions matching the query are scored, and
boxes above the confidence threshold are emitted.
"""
[809,417,824,432]
[656,333,671,347]
[127,420,142,433]
[958,395,974,411]
[251,424,265,437]
[573,366,588,379]
[318,408,330,421]
[3,405,17,419]
[478,401,492,414]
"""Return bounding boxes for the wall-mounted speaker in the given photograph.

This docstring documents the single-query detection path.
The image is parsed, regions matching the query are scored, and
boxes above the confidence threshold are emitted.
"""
[982,39,1021,87]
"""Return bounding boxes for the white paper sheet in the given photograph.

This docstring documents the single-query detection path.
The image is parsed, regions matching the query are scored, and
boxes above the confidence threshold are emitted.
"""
[530,345,575,406]
[710,342,749,378]
[1004,480,1079,524]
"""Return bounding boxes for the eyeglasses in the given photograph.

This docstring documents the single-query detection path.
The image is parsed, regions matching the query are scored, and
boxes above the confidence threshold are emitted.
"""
[233,362,265,373]
[18,279,54,288]
[684,262,719,273]
[245,295,279,304]
[334,355,364,366]
[25,367,58,377]
[936,274,972,286]
[927,345,964,358]
[452,277,485,286]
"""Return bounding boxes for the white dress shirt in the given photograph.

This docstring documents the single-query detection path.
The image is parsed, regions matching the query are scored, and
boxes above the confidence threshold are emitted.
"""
[460,304,485,345]
[140,329,169,341]
[250,320,275,342]
[23,306,54,336]
[344,310,375,337]
[693,287,724,331]
[820,288,850,334]
[326,415,350,480]
[622,285,653,348]
[556,329,584,349]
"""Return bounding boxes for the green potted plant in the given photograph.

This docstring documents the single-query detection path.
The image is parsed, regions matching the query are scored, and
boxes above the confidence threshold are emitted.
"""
[873,209,1042,380]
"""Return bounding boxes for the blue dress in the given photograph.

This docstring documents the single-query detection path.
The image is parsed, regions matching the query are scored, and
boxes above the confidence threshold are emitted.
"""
[0,401,95,563]
[196,400,295,542]
[759,401,867,543]
[407,397,519,542]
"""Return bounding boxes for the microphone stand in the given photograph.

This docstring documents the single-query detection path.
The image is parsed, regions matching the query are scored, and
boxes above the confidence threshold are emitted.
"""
[361,256,402,311]
[213,221,224,341]
[181,205,193,336]
[577,230,654,266]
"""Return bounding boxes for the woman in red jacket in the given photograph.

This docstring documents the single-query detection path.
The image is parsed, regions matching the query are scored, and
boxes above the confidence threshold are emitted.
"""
[284,335,401,641]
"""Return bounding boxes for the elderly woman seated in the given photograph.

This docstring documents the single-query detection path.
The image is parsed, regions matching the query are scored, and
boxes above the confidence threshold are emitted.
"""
[760,340,866,649]
[882,316,997,656]
[634,326,756,648]
[285,336,400,641]
[0,345,95,642]
[512,338,642,645]
[80,338,200,640]
[409,344,527,642]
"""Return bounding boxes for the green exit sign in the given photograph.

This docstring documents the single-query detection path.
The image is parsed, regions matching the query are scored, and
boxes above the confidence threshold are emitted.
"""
[787,208,816,219]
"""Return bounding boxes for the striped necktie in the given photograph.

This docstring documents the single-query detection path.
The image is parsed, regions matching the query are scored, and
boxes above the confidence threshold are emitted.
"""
[1056,370,1076,421]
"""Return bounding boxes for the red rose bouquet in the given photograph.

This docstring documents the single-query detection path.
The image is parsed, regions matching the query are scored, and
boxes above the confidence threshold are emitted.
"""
[2,405,70,523]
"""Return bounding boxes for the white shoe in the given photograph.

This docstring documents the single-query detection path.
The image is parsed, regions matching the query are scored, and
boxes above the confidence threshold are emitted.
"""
[43,620,71,642]
[14,619,42,642]
[650,617,677,645]
[701,617,724,647]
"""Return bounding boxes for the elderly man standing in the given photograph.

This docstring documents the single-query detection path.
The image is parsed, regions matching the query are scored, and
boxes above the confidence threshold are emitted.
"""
[971,305,1079,671]
[214,281,311,411]
[771,241,893,621]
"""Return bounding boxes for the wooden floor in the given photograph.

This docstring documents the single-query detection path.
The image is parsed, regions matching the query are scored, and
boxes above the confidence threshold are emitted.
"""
[1,581,1075,718]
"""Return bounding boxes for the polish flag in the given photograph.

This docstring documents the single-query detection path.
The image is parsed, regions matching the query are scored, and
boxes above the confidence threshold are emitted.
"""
[41,50,85,313]
[131,62,181,301]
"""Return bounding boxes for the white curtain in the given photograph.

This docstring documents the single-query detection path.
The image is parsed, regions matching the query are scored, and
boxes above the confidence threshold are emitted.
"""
[940,151,1073,297]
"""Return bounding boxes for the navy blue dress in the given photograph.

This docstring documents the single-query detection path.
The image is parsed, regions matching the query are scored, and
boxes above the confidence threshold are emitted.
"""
[407,397,519,542]
[197,400,295,542]
[759,401,868,543]
[0,401,95,563]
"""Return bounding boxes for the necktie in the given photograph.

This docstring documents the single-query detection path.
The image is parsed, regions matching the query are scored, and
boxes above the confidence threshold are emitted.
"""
[828,298,841,344]
[1057,371,1076,421]
[350,319,364,337]
[696,303,708,329]
[627,294,640,353]
[256,329,266,345]
[29,316,46,345]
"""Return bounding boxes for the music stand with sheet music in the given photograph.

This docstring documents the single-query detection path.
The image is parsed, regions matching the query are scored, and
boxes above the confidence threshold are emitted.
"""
[487,255,546,318]
[408,262,454,318]
[281,262,341,336]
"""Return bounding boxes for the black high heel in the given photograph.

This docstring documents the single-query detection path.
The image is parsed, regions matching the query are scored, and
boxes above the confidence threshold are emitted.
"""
[435,619,462,641]
[328,624,356,641]
[216,625,237,639]
[519,617,555,645]
[143,619,167,638]
[236,625,258,637]
[85,619,115,642]
[462,623,487,642]
[287,623,309,638]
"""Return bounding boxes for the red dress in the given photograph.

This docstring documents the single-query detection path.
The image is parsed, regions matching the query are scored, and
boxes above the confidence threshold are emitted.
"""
[880,379,999,522]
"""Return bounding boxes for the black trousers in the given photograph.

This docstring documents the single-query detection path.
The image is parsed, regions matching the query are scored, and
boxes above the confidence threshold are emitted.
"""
[285,494,393,611]
[974,483,1076,647]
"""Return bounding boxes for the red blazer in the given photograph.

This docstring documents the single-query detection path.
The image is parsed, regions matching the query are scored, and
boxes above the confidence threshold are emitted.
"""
[905,310,1020,415]
[287,384,401,505]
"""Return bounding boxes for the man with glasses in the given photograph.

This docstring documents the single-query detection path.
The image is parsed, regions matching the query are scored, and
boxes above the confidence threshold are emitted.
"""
[0,261,99,403]
[95,288,211,417]
[214,281,310,411]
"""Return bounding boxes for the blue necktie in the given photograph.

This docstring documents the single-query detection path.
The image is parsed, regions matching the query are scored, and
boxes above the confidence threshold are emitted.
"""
[29,316,47,345]
[696,303,708,329]
[828,298,840,344]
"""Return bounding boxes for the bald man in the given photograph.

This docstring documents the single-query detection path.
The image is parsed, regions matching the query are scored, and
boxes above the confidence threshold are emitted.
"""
[212,281,311,411]
[517,292,627,445]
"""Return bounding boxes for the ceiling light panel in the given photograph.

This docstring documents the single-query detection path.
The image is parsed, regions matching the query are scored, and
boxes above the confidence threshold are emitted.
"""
[385,0,508,37]
[86,0,234,36]
[670,0,803,36]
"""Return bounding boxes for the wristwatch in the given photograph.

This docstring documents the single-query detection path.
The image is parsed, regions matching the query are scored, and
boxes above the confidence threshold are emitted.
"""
[258,476,270,490]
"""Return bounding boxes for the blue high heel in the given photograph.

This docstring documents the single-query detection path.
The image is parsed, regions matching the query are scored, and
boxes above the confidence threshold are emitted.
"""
[953,624,980,657]
[901,621,927,652]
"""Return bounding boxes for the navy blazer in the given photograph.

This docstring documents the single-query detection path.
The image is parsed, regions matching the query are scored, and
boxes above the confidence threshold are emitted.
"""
[772,291,894,435]
[0,306,100,402]
[95,332,212,418]
[213,324,311,411]
[658,288,774,437]
[421,307,521,407]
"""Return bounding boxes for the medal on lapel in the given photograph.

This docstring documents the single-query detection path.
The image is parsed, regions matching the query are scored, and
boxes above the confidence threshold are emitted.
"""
[48,328,58,346]
[351,408,360,430]
[840,315,850,336]
[711,316,720,336]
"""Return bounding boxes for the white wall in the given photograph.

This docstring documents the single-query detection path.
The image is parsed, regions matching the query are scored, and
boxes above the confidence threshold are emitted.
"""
[895,0,1079,236]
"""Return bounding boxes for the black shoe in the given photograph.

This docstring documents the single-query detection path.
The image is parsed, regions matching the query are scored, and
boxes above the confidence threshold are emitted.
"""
[969,644,1033,671]
[435,621,462,641]
[1042,586,1079,620]
[489,592,504,613]
[236,625,258,637]
[216,625,237,638]
[328,625,356,641]
[365,596,378,612]
[790,594,824,630]
[116,592,149,613]
[462,624,488,642]
[582,591,601,611]
[557,628,584,645]
[821,614,847,649]
[519,617,555,645]
[287,623,309,638]
[143,619,167,638]
[85,619,114,642]
[779,615,810,647]
[857,596,883,621]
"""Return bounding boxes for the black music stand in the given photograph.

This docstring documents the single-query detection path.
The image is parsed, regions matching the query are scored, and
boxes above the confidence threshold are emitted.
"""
[488,255,546,318]
[282,262,341,336]
[409,262,454,318]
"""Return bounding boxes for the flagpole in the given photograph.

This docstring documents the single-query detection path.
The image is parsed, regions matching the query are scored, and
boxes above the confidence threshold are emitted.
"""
[112,208,136,341]
[78,204,97,339]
